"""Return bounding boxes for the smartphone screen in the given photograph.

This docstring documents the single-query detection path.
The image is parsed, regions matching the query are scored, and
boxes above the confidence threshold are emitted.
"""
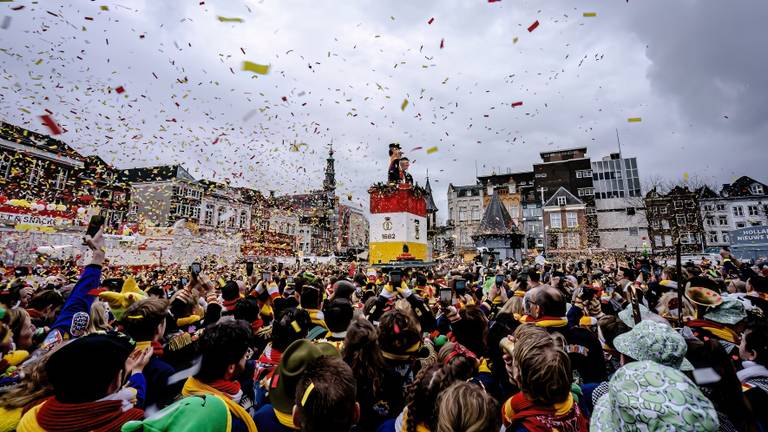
[439,287,452,304]
[86,215,105,238]
[190,262,201,278]
[389,272,402,287]
[455,279,467,294]
[262,271,272,282]
[495,275,504,286]
[286,276,294,285]
[246,262,254,276]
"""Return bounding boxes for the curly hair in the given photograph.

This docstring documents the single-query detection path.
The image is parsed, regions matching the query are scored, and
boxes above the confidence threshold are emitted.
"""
[404,349,477,432]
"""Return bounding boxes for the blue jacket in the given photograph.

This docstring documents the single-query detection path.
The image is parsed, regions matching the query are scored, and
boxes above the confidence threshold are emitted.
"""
[50,264,102,336]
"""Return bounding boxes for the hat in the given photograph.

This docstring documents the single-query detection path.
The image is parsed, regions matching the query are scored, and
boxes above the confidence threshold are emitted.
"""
[388,143,401,150]
[591,361,719,432]
[46,332,135,403]
[618,304,668,328]
[685,277,723,307]
[703,295,747,325]
[121,395,230,432]
[613,320,694,371]
[268,339,340,415]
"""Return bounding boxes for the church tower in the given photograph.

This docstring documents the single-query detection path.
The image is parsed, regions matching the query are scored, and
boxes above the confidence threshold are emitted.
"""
[323,142,336,193]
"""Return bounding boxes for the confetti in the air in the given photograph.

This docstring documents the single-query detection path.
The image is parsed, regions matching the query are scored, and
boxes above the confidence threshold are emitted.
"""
[427,17,434,25]
[527,20,540,32]
[683,172,690,182]
[401,99,409,111]
[512,36,519,44]
[511,101,523,108]
[426,146,438,154]
[241,61,270,75]
[627,117,642,123]
[217,16,244,23]
[440,38,445,49]
[115,86,125,94]
[40,114,62,135]
[1,16,11,30]
[583,12,597,17]
[100,5,109,11]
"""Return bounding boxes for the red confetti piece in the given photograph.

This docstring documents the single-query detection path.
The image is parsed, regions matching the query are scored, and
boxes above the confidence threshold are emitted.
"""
[489,0,502,2]
[427,17,434,25]
[527,20,539,32]
[440,38,444,49]
[115,86,125,94]
[281,96,288,102]
[40,114,62,135]
[511,101,523,107]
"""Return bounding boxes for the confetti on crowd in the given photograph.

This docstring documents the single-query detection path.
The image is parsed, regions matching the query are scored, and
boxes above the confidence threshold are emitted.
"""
[217,16,244,23]
[40,114,62,135]
[527,20,540,32]
[427,17,434,24]
[583,12,597,17]
[241,61,270,75]
[627,117,642,123]
[401,99,408,111]
[426,146,438,154]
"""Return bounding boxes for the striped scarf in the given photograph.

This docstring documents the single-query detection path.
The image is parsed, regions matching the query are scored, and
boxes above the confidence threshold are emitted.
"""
[134,340,164,357]
[502,392,587,432]
[182,377,256,432]
[256,343,282,382]
[305,309,327,329]
[31,394,144,432]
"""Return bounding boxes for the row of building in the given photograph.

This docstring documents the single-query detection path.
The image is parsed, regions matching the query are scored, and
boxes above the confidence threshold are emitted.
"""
[438,147,768,258]
[0,122,368,257]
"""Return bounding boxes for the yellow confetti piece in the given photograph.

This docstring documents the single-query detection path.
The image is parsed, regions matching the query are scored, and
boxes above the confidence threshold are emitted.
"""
[217,16,244,23]
[627,117,642,123]
[583,12,597,17]
[401,99,408,111]
[34,59,43,65]
[513,36,519,44]
[291,320,301,332]
[426,146,438,154]
[241,61,270,75]
[683,172,689,182]
[100,5,109,11]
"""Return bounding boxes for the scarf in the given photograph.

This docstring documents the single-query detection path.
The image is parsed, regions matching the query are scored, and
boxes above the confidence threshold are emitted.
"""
[687,319,740,344]
[222,298,238,312]
[256,343,282,382]
[738,361,768,383]
[32,391,144,432]
[182,377,256,432]
[394,407,430,432]
[273,407,299,429]
[503,392,587,432]
[305,309,327,329]
[134,340,164,357]
[522,315,569,328]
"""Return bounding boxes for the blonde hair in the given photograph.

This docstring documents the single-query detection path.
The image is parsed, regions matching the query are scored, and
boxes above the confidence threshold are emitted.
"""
[436,382,500,432]
[0,350,55,410]
[86,300,112,334]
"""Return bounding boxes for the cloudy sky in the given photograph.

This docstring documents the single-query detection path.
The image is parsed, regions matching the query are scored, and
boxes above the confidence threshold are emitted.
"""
[1,0,766,221]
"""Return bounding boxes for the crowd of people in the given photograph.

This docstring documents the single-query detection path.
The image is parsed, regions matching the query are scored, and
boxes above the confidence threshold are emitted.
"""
[1,227,768,431]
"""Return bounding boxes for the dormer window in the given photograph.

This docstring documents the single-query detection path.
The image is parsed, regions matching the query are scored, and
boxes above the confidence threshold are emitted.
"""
[751,184,764,195]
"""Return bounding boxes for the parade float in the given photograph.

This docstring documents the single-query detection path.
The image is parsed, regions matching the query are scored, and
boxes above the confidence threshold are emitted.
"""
[368,183,431,266]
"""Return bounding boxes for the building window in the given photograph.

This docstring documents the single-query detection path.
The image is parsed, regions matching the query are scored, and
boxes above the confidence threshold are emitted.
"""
[736,222,746,228]
[676,215,686,226]
[471,206,480,221]
[204,204,214,225]
[704,204,714,212]
[748,205,759,216]
[651,220,660,229]
[575,169,592,179]
[550,213,562,229]
[577,187,594,197]
[0,153,11,178]
[719,216,728,225]
[566,212,577,228]
[686,213,696,223]
[459,207,467,221]
[240,210,248,228]
[626,207,636,216]
[54,168,68,190]
[586,207,596,215]
[705,216,715,226]
[557,196,566,206]
[716,204,726,212]
[664,235,672,245]
[534,173,547,178]
[27,161,43,185]
[629,227,639,236]
[674,201,683,210]
[680,232,696,244]
[654,235,663,246]
[662,220,670,229]
[752,184,764,195]
[708,231,718,243]
[660,207,668,215]
[733,206,744,217]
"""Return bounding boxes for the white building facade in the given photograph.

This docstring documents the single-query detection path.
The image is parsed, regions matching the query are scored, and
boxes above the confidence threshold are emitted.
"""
[699,176,768,248]
[446,183,484,254]
[591,153,649,251]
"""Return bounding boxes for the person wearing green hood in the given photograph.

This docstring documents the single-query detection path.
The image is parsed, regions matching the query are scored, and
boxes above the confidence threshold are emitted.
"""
[121,395,231,432]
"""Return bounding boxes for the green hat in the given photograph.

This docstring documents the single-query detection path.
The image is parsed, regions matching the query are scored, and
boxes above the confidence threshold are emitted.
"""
[618,304,667,328]
[613,320,694,371]
[121,395,230,432]
[591,361,719,432]
[703,296,746,325]
[269,339,340,414]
